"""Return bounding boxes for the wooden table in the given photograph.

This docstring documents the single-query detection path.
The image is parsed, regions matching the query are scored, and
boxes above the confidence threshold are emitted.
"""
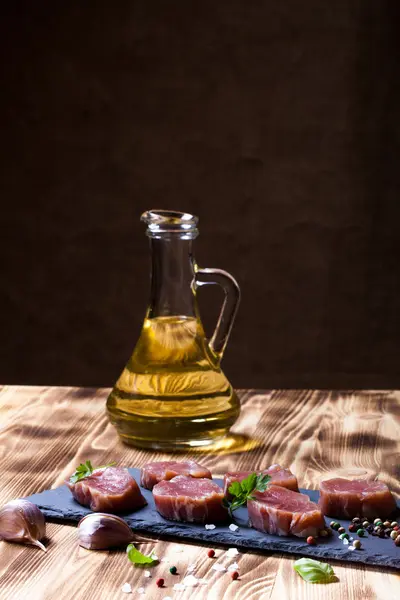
[0,387,399,599]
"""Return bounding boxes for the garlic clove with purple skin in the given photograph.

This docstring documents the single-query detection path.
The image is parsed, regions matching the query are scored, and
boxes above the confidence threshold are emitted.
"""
[78,513,134,550]
[0,499,46,551]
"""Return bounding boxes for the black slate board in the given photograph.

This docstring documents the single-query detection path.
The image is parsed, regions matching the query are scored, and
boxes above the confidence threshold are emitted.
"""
[24,468,400,570]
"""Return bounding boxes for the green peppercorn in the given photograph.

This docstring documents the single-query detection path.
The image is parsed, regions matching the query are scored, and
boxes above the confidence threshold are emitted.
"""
[339,533,350,540]
[353,539,362,550]
[169,566,177,575]
[357,528,365,537]
[374,518,383,526]
[319,529,329,537]
[331,522,340,531]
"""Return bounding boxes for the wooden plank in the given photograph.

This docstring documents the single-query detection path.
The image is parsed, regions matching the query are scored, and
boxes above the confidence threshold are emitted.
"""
[0,386,399,599]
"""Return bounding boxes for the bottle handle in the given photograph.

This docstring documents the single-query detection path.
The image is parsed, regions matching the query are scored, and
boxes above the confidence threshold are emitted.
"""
[194,266,240,360]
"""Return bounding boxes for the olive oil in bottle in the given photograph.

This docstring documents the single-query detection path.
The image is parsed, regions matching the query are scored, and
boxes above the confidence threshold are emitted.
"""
[106,210,241,450]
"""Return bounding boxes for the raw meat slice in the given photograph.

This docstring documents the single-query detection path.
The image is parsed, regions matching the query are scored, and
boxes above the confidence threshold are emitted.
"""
[223,464,299,498]
[319,478,396,519]
[248,484,325,537]
[67,467,147,513]
[140,460,212,490]
[153,475,227,523]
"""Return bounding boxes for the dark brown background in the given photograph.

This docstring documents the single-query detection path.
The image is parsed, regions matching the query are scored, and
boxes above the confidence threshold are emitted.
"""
[1,1,400,389]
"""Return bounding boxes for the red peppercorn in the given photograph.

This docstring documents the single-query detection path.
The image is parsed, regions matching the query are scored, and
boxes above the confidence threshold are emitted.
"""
[156,578,164,588]
[231,571,239,580]
[307,536,316,545]
[207,549,215,558]
[394,526,399,531]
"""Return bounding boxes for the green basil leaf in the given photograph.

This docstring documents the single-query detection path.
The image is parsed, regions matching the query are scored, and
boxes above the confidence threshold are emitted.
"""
[293,558,335,583]
[127,544,158,566]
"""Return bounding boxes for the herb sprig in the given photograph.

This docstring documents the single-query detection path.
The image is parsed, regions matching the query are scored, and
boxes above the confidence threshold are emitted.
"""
[127,543,158,566]
[69,460,116,484]
[222,472,271,518]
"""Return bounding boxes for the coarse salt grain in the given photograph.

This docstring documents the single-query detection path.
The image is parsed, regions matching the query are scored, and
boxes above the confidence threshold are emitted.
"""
[229,524,239,532]
[226,548,239,557]
[137,588,145,595]
[187,564,196,573]
[227,563,239,572]
[198,579,208,585]
[144,570,151,578]
[212,563,227,572]
[342,538,349,545]
[348,546,356,551]
[183,575,200,587]
[205,524,216,530]
[121,583,132,594]
[151,554,159,561]
[173,583,185,591]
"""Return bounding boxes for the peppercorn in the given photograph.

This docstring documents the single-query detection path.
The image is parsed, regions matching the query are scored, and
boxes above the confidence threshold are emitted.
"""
[391,522,398,528]
[394,525,399,531]
[367,525,374,533]
[231,571,239,580]
[348,524,357,533]
[330,521,336,528]
[338,527,346,534]
[390,530,399,540]
[331,522,340,531]
[352,517,361,524]
[319,529,329,537]
[395,536,400,547]
[353,539,362,550]
[357,529,365,537]
[374,518,383,526]
[384,528,392,536]
[379,529,386,538]
[169,566,177,575]
[156,578,164,588]
[339,533,350,540]
[307,536,316,545]
[362,521,370,528]
[207,549,215,558]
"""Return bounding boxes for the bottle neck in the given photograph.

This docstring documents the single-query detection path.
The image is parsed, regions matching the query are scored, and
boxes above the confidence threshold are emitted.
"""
[147,236,197,319]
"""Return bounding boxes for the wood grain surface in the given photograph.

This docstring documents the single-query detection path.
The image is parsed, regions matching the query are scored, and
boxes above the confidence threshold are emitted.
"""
[0,386,399,600]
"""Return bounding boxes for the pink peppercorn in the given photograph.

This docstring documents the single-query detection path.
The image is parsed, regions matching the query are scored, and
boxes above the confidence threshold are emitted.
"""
[156,578,164,588]
[207,549,215,558]
[307,536,316,545]
[231,571,239,580]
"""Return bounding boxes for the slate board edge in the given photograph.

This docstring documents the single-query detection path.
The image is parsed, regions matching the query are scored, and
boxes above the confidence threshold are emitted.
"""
[36,505,400,570]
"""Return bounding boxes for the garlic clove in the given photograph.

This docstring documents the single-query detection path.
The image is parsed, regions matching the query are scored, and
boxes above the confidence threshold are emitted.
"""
[78,513,134,550]
[0,499,46,551]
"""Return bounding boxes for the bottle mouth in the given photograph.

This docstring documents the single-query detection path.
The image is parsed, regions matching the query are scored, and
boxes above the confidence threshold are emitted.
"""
[141,209,199,239]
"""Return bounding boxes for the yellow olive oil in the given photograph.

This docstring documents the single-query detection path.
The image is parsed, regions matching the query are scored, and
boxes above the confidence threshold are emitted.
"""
[106,315,240,449]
